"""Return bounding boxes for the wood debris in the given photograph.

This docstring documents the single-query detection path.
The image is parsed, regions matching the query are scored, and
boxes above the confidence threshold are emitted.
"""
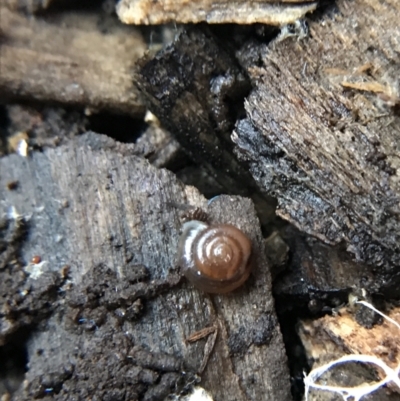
[186,326,219,375]
[186,326,217,343]
[0,7,146,116]
[233,0,400,286]
[0,133,291,401]
[117,0,317,26]
[299,306,400,386]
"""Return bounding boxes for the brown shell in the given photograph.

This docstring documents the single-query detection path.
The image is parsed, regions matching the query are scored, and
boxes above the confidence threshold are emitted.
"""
[178,221,253,293]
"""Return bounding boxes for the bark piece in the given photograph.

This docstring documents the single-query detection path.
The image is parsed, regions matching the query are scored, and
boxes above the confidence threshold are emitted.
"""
[136,28,277,226]
[233,0,400,292]
[301,307,400,372]
[3,0,72,13]
[0,8,146,116]
[299,307,400,400]
[273,225,372,299]
[4,0,51,13]
[136,29,251,194]
[176,165,227,199]
[117,0,317,26]
[264,231,289,279]
[5,104,184,168]
[5,104,88,153]
[0,132,291,401]
[135,120,187,169]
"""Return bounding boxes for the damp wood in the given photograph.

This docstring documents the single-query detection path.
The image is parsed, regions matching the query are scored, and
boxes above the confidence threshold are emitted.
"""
[233,0,400,294]
[0,132,292,401]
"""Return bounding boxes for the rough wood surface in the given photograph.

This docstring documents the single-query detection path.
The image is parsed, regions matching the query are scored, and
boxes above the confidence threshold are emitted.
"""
[3,104,88,154]
[232,0,400,293]
[135,118,186,169]
[273,225,368,299]
[0,8,146,116]
[299,306,400,400]
[117,0,317,26]
[136,29,252,195]
[4,0,57,13]
[0,132,291,401]
[302,307,400,372]
[136,28,277,227]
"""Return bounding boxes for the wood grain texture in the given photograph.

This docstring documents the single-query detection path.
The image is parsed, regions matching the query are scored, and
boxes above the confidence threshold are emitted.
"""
[273,225,367,296]
[299,307,400,400]
[136,28,277,229]
[0,8,146,116]
[117,0,317,26]
[233,0,400,293]
[0,133,291,401]
[135,122,186,169]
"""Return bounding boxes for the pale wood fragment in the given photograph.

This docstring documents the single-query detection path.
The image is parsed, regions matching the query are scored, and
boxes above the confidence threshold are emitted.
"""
[5,0,53,13]
[300,308,400,371]
[117,0,317,26]
[299,307,400,399]
[0,8,146,116]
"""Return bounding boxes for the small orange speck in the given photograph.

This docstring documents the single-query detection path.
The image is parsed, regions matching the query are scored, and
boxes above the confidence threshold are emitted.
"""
[31,255,41,264]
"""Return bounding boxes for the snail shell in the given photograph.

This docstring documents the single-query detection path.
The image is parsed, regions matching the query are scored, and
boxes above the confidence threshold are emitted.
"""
[177,220,253,293]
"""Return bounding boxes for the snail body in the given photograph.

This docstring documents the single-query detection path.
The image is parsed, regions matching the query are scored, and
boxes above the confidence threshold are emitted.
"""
[178,220,253,293]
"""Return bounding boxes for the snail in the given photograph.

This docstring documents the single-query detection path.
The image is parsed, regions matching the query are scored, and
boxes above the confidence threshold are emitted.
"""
[177,219,253,293]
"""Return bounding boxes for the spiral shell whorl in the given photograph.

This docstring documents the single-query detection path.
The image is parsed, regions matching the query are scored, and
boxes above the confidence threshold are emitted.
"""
[178,220,252,293]
[195,226,247,280]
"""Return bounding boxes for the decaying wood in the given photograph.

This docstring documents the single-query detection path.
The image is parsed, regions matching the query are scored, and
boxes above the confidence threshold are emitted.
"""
[176,165,227,200]
[301,307,400,373]
[5,0,56,13]
[4,104,88,154]
[186,326,217,344]
[233,0,400,293]
[0,7,146,116]
[136,28,277,226]
[272,224,370,301]
[264,231,289,279]
[122,112,228,188]
[117,0,317,26]
[298,306,400,400]
[2,104,187,171]
[0,133,291,401]
[135,29,252,196]
[186,326,219,375]
[135,114,186,169]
